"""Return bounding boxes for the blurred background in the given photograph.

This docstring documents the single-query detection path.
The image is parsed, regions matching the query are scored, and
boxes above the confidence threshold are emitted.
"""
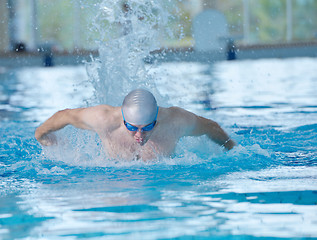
[0,0,317,65]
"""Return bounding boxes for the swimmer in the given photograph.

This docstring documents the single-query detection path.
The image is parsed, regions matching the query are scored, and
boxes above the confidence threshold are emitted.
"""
[35,89,236,160]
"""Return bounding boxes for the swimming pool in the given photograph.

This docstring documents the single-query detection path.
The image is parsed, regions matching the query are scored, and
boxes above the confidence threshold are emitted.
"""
[1,57,317,239]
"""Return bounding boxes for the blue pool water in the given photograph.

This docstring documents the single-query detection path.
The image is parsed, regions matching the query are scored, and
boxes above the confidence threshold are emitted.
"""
[1,57,317,239]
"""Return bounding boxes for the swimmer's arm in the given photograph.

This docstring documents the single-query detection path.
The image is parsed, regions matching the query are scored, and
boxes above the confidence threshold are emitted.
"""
[187,114,236,150]
[192,116,236,150]
[175,107,235,150]
[35,107,101,146]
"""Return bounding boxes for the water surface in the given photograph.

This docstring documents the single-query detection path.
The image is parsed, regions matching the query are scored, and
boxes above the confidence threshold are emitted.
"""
[1,58,317,239]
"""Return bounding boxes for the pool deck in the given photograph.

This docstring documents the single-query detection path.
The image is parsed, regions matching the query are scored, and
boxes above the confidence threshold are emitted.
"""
[0,42,317,68]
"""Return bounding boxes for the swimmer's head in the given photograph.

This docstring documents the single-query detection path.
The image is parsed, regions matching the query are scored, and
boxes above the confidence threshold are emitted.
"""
[122,89,158,126]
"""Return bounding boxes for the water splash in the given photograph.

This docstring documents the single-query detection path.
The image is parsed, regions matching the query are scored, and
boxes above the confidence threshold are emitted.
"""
[86,0,171,106]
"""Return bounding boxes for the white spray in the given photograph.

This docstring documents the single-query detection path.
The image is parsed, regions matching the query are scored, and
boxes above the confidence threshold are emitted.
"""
[86,0,172,106]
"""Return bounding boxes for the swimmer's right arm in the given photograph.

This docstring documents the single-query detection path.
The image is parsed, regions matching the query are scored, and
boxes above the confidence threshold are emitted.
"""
[35,108,96,146]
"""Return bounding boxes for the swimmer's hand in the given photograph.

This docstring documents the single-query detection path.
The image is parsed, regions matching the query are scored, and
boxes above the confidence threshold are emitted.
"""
[35,132,57,146]
[222,138,236,151]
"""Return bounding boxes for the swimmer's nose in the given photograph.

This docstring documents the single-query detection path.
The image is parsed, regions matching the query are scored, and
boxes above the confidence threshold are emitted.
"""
[135,129,143,136]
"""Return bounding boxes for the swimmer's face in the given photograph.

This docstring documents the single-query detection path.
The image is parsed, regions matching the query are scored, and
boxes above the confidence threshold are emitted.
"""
[124,121,156,145]
[132,126,151,145]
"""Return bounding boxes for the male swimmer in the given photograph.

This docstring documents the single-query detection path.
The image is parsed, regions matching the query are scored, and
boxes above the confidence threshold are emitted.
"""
[35,89,236,160]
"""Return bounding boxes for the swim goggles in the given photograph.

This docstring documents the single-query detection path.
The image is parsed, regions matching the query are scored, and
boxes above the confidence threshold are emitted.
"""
[122,107,158,132]
[124,120,157,132]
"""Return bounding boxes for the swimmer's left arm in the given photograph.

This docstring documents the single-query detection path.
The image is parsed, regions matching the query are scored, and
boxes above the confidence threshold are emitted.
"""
[175,107,236,150]
[192,116,236,150]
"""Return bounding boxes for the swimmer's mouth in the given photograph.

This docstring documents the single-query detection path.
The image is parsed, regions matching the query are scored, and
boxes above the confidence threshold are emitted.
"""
[135,137,143,142]
[136,138,145,145]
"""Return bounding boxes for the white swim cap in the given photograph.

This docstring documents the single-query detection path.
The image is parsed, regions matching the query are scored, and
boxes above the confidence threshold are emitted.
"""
[122,89,158,125]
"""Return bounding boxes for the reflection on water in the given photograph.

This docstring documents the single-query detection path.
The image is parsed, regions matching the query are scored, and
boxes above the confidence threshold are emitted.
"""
[1,164,316,239]
[1,57,317,239]
[1,2,317,239]
[1,58,316,128]
[154,58,317,128]
[0,66,92,122]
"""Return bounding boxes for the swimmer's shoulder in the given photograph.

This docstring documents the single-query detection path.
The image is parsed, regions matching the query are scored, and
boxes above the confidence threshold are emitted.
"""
[162,106,196,118]
[89,104,118,112]
[89,105,121,119]
[159,106,197,125]
[159,106,197,135]
[83,105,121,128]
[160,106,183,113]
